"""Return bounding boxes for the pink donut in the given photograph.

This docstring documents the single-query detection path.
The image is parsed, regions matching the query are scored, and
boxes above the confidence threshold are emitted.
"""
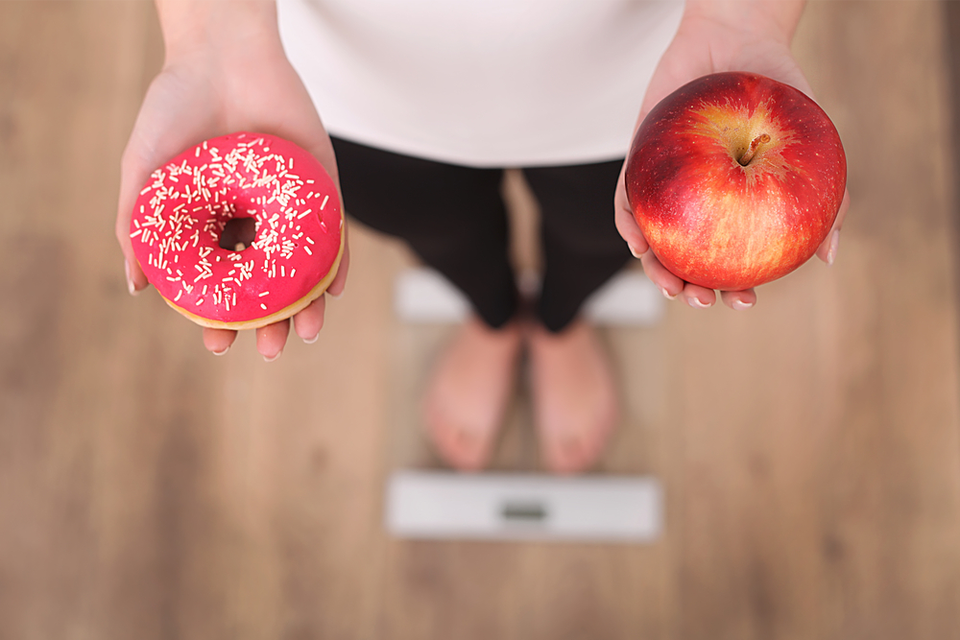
[130,132,344,330]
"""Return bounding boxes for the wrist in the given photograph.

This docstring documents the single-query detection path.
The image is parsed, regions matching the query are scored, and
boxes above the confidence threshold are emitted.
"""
[156,0,281,62]
[682,0,805,45]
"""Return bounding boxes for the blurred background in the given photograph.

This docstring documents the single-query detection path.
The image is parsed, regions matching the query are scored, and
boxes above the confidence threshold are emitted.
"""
[3,1,960,639]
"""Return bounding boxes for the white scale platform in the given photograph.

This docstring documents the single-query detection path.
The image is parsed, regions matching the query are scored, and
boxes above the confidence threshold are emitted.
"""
[394,266,665,326]
[387,471,662,543]
[386,266,665,543]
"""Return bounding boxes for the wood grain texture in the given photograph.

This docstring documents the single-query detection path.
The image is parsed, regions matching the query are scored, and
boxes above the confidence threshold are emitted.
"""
[1,2,960,639]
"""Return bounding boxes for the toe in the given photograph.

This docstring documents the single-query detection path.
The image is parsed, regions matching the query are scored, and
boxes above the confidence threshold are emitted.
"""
[428,419,487,472]
[545,434,592,475]
[424,402,488,472]
[449,427,486,471]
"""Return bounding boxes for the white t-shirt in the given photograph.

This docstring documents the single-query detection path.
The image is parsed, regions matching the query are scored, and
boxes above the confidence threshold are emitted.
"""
[278,0,683,167]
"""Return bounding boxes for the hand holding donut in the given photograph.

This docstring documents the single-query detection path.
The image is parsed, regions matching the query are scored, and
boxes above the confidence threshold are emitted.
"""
[116,0,348,359]
[613,0,850,310]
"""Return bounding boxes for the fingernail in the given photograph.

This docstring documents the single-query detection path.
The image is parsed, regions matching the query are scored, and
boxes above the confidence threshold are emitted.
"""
[124,260,139,296]
[687,296,710,309]
[264,350,282,363]
[628,244,643,259]
[732,299,755,311]
[658,286,677,301]
[328,289,343,300]
[212,346,230,356]
[826,230,840,266]
[303,332,319,344]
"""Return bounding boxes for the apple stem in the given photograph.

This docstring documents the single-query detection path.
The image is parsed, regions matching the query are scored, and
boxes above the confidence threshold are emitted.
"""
[739,133,771,166]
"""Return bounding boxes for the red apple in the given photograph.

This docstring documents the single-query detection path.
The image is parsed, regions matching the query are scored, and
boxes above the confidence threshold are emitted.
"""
[625,71,846,291]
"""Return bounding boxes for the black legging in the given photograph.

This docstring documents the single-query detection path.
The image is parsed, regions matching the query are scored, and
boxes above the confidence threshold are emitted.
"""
[331,137,632,333]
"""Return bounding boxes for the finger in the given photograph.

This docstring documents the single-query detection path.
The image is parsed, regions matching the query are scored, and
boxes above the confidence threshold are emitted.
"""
[613,170,649,258]
[680,283,717,309]
[816,189,850,265]
[256,319,290,362]
[123,257,148,297]
[326,223,349,298]
[719,288,758,311]
[615,205,649,259]
[117,146,155,296]
[203,328,238,356]
[638,250,684,300]
[116,195,149,296]
[293,296,325,343]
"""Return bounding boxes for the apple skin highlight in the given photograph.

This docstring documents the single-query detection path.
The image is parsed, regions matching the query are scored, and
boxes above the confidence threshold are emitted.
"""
[625,71,847,292]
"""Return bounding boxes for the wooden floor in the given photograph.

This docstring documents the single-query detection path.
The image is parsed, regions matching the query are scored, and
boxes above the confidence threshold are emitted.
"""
[3,2,960,639]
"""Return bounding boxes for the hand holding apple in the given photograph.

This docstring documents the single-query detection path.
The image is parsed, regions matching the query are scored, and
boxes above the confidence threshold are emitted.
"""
[614,0,850,309]
[624,71,846,291]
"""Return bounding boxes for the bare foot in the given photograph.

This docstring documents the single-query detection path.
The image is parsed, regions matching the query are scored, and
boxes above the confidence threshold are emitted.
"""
[527,319,619,474]
[422,316,523,471]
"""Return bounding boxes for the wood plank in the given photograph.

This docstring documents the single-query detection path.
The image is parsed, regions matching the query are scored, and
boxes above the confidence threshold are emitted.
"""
[0,3,399,639]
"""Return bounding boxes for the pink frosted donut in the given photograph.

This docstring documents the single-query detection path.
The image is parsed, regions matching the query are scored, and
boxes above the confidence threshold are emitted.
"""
[130,132,344,330]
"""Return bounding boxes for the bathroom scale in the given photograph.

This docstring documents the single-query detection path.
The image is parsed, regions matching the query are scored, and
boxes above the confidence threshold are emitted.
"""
[386,470,663,543]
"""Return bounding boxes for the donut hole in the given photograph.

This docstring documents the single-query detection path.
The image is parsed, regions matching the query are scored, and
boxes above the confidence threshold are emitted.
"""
[219,217,257,252]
